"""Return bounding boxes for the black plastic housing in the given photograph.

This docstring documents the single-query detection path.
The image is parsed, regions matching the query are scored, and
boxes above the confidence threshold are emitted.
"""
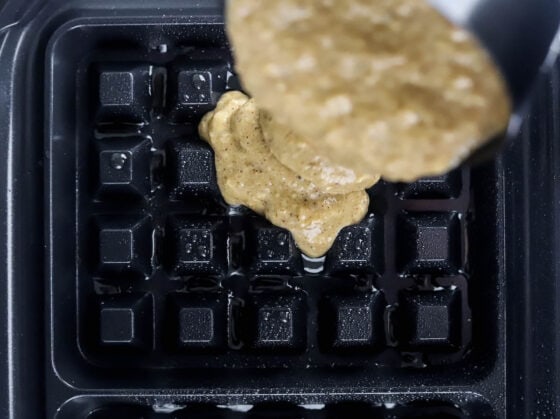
[0,1,558,418]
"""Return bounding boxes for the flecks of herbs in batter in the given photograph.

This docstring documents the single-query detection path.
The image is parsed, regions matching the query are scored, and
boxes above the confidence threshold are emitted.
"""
[199,92,370,257]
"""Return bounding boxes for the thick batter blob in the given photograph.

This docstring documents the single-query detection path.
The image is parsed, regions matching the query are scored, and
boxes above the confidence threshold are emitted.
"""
[199,91,370,257]
[260,113,380,194]
[227,0,512,182]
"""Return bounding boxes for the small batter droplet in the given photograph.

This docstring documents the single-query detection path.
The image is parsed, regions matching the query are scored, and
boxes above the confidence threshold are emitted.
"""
[110,153,128,170]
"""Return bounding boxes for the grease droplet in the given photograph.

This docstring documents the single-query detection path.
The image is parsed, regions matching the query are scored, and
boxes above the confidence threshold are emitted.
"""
[110,153,128,170]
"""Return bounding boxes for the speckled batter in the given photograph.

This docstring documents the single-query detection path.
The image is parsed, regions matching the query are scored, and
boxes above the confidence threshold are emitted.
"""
[227,0,512,182]
[199,91,370,257]
[260,113,380,194]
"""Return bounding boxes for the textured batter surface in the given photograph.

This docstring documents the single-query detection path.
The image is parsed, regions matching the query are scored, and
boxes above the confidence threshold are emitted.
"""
[199,91,370,257]
[227,0,512,182]
[260,112,380,194]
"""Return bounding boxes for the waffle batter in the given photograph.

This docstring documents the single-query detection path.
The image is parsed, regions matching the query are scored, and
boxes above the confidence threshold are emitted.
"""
[199,91,370,257]
[227,0,511,181]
